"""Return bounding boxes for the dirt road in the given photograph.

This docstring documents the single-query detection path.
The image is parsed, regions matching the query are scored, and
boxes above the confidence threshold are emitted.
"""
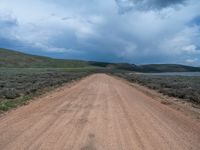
[0,74,200,150]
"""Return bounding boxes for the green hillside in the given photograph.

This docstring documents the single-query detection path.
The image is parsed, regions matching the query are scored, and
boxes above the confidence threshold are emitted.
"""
[89,61,135,71]
[0,48,135,71]
[0,48,90,68]
[1,48,200,72]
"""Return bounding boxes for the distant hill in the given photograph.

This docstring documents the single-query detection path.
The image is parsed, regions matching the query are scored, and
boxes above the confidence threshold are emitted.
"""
[1,48,200,72]
[89,61,135,71]
[136,64,200,73]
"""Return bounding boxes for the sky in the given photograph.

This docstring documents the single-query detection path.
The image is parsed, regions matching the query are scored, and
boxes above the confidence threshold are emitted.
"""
[0,0,200,65]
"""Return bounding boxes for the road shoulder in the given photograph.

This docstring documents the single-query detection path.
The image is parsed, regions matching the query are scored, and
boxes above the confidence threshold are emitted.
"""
[112,74,200,122]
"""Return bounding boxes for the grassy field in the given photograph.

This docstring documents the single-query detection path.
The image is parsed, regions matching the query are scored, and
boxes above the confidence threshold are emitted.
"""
[0,68,93,112]
[113,73,200,104]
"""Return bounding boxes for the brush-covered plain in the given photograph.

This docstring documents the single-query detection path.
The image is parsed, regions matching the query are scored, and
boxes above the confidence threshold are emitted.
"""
[113,73,200,104]
[0,68,92,112]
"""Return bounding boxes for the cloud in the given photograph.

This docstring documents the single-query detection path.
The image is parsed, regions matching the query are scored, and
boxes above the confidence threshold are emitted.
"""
[0,13,24,50]
[0,13,18,36]
[115,0,187,13]
[0,15,18,28]
[33,42,69,53]
[182,45,200,54]
[189,15,200,26]
[0,0,200,65]
[185,58,199,66]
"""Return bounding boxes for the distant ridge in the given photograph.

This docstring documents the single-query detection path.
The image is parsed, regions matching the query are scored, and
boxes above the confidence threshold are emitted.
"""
[1,48,200,72]
[136,64,200,73]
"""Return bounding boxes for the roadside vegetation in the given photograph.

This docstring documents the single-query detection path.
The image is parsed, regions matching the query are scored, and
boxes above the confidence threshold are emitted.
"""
[0,68,91,112]
[113,73,200,104]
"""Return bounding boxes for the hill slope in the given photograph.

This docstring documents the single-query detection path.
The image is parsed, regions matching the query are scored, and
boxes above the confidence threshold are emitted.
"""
[137,64,200,72]
[0,48,135,71]
[1,48,200,72]
[0,48,90,68]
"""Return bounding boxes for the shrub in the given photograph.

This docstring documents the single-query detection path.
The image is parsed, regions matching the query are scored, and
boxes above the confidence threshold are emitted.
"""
[3,88,20,99]
[0,101,17,111]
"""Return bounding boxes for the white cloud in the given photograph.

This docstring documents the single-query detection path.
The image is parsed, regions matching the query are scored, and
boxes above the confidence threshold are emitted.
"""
[185,58,199,65]
[33,42,68,53]
[159,25,200,55]
[0,0,200,64]
[182,45,200,54]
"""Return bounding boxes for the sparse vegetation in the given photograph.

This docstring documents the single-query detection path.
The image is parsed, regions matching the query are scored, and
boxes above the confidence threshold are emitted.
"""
[0,68,90,112]
[113,73,200,104]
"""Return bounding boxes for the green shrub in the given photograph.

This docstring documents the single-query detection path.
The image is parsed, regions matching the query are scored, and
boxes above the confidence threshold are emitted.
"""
[0,101,17,111]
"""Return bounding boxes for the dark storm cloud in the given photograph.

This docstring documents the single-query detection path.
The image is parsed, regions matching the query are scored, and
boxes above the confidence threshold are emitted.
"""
[150,0,187,9]
[189,16,200,26]
[0,19,18,28]
[0,14,18,30]
[0,14,19,48]
[115,0,187,13]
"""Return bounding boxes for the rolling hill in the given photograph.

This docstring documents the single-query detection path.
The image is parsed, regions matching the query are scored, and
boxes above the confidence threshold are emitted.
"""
[137,64,200,73]
[1,48,200,72]
[0,48,90,68]
[0,48,135,71]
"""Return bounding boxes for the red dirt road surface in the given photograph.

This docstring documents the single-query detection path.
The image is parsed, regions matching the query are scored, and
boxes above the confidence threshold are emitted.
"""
[0,74,200,150]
